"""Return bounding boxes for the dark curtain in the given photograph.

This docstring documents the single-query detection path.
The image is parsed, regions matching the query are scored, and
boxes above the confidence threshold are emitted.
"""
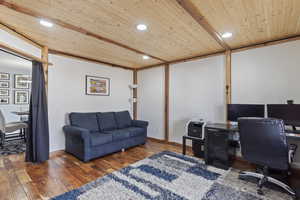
[26,61,49,163]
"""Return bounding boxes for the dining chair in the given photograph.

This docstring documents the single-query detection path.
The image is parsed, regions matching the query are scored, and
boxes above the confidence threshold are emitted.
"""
[0,110,28,148]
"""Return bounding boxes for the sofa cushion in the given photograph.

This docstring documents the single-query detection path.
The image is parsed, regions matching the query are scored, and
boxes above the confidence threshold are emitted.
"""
[115,111,132,129]
[90,132,113,146]
[124,127,145,137]
[97,112,118,131]
[69,112,99,132]
[104,129,131,141]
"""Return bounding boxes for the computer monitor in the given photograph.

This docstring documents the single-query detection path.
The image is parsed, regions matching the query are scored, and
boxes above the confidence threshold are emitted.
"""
[227,104,265,122]
[267,104,300,127]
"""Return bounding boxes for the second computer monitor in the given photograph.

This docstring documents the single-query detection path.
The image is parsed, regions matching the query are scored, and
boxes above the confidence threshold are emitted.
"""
[267,104,300,127]
[227,104,265,122]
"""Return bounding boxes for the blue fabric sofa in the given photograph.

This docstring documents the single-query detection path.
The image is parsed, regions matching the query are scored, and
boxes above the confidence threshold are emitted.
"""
[63,111,148,162]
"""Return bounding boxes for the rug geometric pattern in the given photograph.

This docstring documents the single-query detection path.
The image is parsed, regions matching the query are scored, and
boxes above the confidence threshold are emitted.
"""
[0,140,26,156]
[52,151,293,200]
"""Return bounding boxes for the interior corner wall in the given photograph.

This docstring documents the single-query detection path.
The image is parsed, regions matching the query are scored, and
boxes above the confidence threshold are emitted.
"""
[169,56,226,144]
[231,40,300,166]
[137,66,165,140]
[48,55,133,152]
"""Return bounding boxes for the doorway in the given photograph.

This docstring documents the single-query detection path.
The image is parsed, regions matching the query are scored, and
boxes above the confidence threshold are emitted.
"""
[0,49,32,156]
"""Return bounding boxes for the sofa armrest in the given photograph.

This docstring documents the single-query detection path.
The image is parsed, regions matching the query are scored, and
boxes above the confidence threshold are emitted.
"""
[132,120,149,128]
[63,125,90,141]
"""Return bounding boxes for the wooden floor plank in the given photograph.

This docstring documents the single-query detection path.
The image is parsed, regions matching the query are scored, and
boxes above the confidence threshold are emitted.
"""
[0,140,298,199]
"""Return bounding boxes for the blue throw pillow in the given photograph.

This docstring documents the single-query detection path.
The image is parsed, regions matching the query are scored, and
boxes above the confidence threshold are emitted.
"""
[97,112,118,131]
[115,111,132,129]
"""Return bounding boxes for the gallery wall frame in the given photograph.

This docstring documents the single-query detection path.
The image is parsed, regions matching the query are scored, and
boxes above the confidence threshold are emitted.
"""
[14,90,29,104]
[0,72,10,80]
[0,89,9,96]
[14,74,31,89]
[0,97,9,105]
[0,81,10,88]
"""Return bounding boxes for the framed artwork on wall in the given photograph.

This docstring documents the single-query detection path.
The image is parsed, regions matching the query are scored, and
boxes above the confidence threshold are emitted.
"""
[0,97,9,105]
[14,74,31,89]
[86,75,110,96]
[0,81,9,88]
[14,90,29,104]
[0,89,9,96]
[0,72,10,80]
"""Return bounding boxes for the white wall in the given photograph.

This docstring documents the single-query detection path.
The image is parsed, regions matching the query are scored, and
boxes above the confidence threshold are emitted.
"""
[232,40,300,166]
[137,66,165,140]
[48,55,133,152]
[232,40,300,104]
[169,56,226,144]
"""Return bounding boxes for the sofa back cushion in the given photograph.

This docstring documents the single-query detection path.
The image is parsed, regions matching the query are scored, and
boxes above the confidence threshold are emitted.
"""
[115,111,132,129]
[97,112,118,131]
[69,112,100,132]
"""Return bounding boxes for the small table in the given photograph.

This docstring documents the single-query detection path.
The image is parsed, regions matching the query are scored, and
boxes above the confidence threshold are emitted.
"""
[11,111,29,122]
[182,135,205,155]
[11,111,30,116]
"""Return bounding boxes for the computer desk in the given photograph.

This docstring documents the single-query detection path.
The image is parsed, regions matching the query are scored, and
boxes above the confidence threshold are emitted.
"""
[204,123,300,169]
[205,123,300,140]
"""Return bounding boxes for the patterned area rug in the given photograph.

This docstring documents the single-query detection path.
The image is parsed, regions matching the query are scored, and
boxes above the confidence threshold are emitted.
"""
[0,140,26,156]
[52,151,293,200]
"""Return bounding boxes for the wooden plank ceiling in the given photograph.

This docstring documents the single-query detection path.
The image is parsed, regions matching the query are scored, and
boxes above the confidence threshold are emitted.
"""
[0,0,299,69]
[192,0,300,49]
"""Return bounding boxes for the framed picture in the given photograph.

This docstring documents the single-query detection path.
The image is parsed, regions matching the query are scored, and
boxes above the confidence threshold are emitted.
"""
[86,75,110,96]
[14,90,29,105]
[0,97,9,105]
[0,81,9,88]
[0,72,10,80]
[0,89,9,96]
[14,74,31,89]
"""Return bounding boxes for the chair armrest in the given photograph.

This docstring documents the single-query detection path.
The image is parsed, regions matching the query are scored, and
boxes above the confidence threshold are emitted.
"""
[289,144,298,164]
[63,125,90,140]
[132,120,149,128]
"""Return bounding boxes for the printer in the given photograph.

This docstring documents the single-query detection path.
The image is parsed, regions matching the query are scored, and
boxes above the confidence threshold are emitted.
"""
[186,119,206,157]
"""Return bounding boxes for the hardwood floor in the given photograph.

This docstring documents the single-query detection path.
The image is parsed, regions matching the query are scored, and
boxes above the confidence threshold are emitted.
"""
[0,140,299,200]
[0,140,193,200]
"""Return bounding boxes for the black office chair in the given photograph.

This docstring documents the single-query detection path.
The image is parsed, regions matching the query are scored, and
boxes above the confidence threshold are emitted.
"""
[238,117,297,198]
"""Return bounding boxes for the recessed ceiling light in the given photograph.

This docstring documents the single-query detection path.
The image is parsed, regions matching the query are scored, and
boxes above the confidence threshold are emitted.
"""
[143,55,150,60]
[136,24,147,31]
[40,19,53,27]
[221,32,232,38]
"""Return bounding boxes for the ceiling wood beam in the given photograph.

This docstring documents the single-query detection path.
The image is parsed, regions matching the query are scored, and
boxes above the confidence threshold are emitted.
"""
[0,20,42,48]
[175,0,230,50]
[0,41,52,65]
[137,50,225,71]
[48,49,133,70]
[138,33,300,71]
[0,19,134,70]
[0,1,167,62]
[232,34,300,53]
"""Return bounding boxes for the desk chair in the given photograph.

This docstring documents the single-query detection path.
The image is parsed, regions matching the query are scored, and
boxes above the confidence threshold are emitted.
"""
[238,118,297,199]
[0,110,28,148]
